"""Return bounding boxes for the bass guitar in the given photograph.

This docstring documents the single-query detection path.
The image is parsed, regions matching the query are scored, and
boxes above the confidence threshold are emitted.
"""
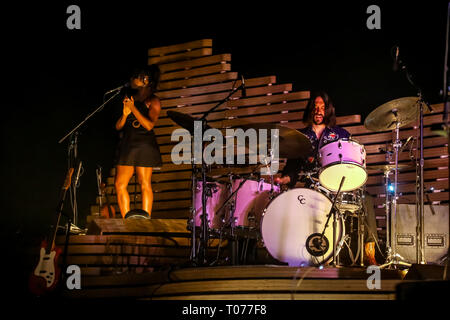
[29,167,74,296]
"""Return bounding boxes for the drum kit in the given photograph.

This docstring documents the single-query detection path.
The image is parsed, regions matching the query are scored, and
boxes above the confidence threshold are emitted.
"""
[168,95,424,268]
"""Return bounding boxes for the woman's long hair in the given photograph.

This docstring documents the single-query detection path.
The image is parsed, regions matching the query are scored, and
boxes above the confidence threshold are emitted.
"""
[302,90,336,127]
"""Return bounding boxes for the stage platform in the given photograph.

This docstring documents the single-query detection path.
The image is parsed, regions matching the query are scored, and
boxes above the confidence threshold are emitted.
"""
[62,264,407,300]
[48,218,450,301]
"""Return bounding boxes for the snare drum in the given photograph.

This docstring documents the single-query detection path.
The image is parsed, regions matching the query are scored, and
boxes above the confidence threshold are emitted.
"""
[335,190,363,214]
[261,188,344,266]
[194,181,229,230]
[228,177,280,228]
[319,139,367,192]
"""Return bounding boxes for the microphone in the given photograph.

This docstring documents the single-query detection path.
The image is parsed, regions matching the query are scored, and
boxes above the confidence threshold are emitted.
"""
[392,46,400,72]
[241,75,247,98]
[104,82,130,95]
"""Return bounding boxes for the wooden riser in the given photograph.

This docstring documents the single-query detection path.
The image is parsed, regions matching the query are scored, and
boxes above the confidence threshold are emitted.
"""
[62,265,405,300]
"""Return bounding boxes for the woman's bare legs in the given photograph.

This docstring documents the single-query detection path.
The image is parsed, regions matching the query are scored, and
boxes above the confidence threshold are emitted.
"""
[114,165,135,218]
[136,166,153,217]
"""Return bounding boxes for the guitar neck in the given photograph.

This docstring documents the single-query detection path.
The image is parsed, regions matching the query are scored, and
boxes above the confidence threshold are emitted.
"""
[45,167,74,252]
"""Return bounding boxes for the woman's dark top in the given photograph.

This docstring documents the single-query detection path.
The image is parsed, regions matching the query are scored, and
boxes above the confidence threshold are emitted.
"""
[115,96,162,167]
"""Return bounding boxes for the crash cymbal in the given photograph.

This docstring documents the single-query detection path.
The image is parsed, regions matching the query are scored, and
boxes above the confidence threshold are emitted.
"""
[364,97,424,132]
[234,123,312,159]
[367,163,413,172]
[167,110,211,134]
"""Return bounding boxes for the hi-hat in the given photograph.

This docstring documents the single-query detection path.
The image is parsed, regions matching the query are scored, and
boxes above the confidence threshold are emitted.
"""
[364,97,424,132]
[167,110,211,134]
[367,163,413,172]
[235,123,312,159]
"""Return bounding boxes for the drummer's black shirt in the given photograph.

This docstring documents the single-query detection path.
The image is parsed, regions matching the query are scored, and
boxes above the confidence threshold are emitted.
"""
[281,126,351,188]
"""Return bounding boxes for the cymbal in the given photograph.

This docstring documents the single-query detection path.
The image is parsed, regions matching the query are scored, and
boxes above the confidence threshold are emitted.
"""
[364,97,424,132]
[367,163,413,172]
[234,123,312,159]
[167,110,211,134]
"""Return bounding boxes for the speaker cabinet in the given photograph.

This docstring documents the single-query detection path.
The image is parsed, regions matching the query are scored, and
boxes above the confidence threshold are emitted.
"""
[396,204,449,264]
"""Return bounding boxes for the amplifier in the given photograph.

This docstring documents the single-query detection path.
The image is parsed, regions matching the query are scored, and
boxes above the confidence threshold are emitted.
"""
[396,204,449,264]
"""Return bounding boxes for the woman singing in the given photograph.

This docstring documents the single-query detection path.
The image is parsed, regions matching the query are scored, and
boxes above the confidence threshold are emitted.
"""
[114,65,162,218]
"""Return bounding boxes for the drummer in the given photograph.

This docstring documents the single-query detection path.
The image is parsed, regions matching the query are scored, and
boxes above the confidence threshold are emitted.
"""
[276,90,349,187]
[275,91,379,265]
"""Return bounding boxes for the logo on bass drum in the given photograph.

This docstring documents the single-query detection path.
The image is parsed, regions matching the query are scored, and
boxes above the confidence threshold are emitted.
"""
[305,233,329,256]
[297,195,306,205]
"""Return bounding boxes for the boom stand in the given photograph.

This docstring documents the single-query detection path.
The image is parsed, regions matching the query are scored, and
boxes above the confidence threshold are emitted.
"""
[397,52,433,264]
[58,88,123,232]
[194,80,246,265]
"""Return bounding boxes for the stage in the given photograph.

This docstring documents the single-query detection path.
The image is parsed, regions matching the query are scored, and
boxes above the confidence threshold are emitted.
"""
[42,218,447,301]
[20,29,449,305]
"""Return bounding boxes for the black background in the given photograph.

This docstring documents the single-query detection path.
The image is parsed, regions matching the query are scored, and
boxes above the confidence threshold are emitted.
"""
[1,0,448,300]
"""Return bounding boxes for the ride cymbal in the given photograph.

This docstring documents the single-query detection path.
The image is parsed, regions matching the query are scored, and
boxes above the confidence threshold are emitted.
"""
[364,97,424,132]
[235,123,312,159]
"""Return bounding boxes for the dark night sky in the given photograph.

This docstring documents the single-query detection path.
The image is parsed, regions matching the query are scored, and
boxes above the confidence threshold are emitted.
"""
[2,1,448,239]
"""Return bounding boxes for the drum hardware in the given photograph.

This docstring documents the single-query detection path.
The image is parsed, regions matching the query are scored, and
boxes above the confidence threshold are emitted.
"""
[358,210,365,266]
[318,176,346,267]
[335,234,352,262]
[382,122,412,269]
[365,95,429,269]
[168,78,246,265]
[367,44,435,264]
[298,170,320,188]
[200,163,274,265]
[187,131,200,264]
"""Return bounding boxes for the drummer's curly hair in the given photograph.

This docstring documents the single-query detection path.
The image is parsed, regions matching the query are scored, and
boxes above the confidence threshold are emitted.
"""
[302,91,337,127]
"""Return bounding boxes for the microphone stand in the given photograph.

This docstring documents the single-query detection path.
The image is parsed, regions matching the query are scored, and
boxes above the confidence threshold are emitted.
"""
[397,54,433,265]
[58,88,123,230]
[442,2,450,268]
[195,79,245,265]
[58,89,123,144]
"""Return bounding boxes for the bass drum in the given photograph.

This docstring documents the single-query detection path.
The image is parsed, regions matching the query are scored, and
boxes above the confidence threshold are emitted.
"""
[261,188,344,266]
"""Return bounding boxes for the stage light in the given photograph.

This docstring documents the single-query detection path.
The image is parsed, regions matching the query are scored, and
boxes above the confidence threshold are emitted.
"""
[388,184,395,193]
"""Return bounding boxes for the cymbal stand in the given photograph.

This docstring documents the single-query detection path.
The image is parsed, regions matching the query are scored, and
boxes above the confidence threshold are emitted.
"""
[379,120,411,269]
[259,148,278,201]
[358,207,365,267]
[195,78,246,265]
[188,133,200,264]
